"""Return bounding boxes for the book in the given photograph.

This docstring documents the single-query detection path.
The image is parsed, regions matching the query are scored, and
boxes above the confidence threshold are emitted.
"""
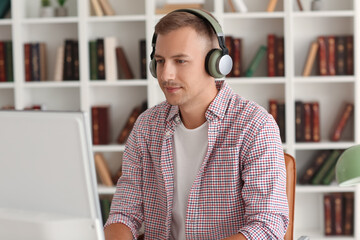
[5,41,13,82]
[0,0,10,19]
[277,101,286,143]
[276,36,284,76]
[53,45,64,81]
[269,99,278,123]
[91,105,110,145]
[117,102,147,144]
[311,102,320,142]
[39,43,47,81]
[299,150,330,184]
[346,35,354,75]
[90,0,104,16]
[104,37,117,81]
[100,198,111,224]
[98,0,115,16]
[63,40,74,81]
[331,103,353,141]
[96,38,106,80]
[335,36,346,75]
[232,38,242,77]
[266,0,278,12]
[245,45,267,77]
[311,150,341,185]
[343,193,354,235]
[267,34,276,77]
[31,43,40,81]
[116,46,134,79]
[139,39,147,79]
[295,101,304,142]
[94,153,114,187]
[89,41,98,80]
[229,0,248,13]
[323,193,333,235]
[302,41,319,76]
[333,193,344,235]
[24,43,32,82]
[317,36,328,75]
[303,102,312,142]
[0,42,6,82]
[297,0,303,11]
[326,36,336,76]
[73,40,79,80]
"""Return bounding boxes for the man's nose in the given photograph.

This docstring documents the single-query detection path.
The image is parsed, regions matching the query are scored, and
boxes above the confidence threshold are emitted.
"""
[159,61,175,81]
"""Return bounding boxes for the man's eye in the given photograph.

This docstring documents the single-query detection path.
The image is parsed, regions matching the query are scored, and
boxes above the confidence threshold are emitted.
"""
[177,60,186,64]
[156,59,164,64]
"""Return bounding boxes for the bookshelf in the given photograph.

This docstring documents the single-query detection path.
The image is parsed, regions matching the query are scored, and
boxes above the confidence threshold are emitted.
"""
[1,0,359,239]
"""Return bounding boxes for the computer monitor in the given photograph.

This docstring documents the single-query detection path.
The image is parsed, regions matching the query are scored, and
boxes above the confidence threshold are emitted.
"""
[0,111,105,240]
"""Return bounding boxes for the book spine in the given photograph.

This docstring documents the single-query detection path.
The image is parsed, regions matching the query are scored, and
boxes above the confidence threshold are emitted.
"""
[299,150,330,185]
[96,38,106,80]
[91,106,110,145]
[94,153,114,187]
[276,36,284,76]
[232,0,248,13]
[90,0,104,16]
[311,102,320,142]
[89,41,98,80]
[311,150,341,185]
[277,101,286,143]
[343,193,354,235]
[140,39,147,79]
[117,106,141,144]
[31,43,40,81]
[24,43,32,82]
[98,0,115,16]
[269,99,278,122]
[104,37,117,81]
[324,194,334,235]
[317,36,328,76]
[245,45,267,77]
[232,38,242,77]
[116,47,134,79]
[267,34,276,77]
[73,40,79,80]
[5,41,13,82]
[346,35,354,75]
[302,41,319,77]
[331,103,354,141]
[39,43,47,81]
[327,36,336,76]
[53,45,64,81]
[266,0,278,12]
[303,102,312,142]
[0,41,6,82]
[333,193,344,235]
[63,40,74,81]
[335,36,346,75]
[295,101,304,142]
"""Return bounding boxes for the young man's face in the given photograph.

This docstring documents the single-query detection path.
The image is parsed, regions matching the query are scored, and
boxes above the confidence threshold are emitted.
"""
[154,27,215,109]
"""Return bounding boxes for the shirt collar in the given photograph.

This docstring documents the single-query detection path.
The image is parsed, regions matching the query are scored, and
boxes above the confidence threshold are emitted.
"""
[166,80,233,123]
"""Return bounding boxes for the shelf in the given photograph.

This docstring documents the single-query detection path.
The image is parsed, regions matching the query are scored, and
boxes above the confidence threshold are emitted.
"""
[23,81,81,88]
[0,83,14,89]
[92,144,126,152]
[89,80,148,87]
[294,76,355,83]
[295,142,355,150]
[87,15,146,22]
[98,185,116,195]
[21,17,79,24]
[0,19,12,25]
[293,10,355,18]
[296,185,356,193]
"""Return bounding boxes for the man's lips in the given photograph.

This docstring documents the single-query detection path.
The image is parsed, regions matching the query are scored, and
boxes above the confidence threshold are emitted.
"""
[165,86,181,93]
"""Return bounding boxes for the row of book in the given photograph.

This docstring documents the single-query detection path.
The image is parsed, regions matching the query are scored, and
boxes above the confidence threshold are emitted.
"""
[91,101,147,146]
[268,99,285,142]
[0,41,13,82]
[88,38,143,81]
[303,35,354,77]
[299,149,343,185]
[295,101,353,142]
[225,34,284,77]
[324,192,354,236]
[24,40,80,82]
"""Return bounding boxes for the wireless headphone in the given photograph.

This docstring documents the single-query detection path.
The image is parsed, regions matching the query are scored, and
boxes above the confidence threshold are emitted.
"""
[149,8,233,79]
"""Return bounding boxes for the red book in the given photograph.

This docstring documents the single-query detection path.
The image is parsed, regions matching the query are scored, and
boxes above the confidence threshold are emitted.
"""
[91,105,110,145]
[317,36,328,76]
[267,34,276,77]
[225,36,234,77]
[0,42,6,82]
[311,102,320,142]
[116,46,134,79]
[333,193,344,235]
[24,43,32,82]
[303,102,312,142]
[324,194,334,236]
[331,102,353,141]
[343,192,354,235]
[232,38,242,77]
[269,99,278,122]
[326,36,336,75]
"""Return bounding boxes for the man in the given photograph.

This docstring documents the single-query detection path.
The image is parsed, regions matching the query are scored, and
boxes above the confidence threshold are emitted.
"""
[104,9,289,240]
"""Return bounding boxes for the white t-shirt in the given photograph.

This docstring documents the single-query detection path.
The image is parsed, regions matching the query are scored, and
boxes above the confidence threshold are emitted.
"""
[170,121,208,240]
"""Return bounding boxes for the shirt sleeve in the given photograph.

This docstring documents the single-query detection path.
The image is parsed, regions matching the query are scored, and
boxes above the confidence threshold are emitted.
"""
[239,113,289,239]
[104,119,144,239]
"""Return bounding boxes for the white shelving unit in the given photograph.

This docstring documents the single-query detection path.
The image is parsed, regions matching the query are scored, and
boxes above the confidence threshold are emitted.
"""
[1,0,359,239]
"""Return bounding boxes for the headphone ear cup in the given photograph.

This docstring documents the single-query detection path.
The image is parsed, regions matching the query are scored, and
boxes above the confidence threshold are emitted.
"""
[149,59,157,78]
[205,49,225,79]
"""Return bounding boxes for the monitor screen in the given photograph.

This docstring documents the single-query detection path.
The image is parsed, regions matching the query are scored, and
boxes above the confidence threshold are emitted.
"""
[0,111,104,240]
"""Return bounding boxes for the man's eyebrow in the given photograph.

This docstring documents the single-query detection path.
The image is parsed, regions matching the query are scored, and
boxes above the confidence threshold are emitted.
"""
[154,53,190,59]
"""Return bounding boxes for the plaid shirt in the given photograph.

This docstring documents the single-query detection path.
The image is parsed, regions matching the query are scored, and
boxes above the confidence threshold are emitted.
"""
[105,81,289,239]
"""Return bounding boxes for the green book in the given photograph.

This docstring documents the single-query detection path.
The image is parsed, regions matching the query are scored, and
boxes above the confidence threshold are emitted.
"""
[311,150,342,185]
[245,45,267,77]
[89,40,98,80]
[0,0,10,19]
[321,163,336,185]
[5,41,13,82]
[100,198,111,224]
